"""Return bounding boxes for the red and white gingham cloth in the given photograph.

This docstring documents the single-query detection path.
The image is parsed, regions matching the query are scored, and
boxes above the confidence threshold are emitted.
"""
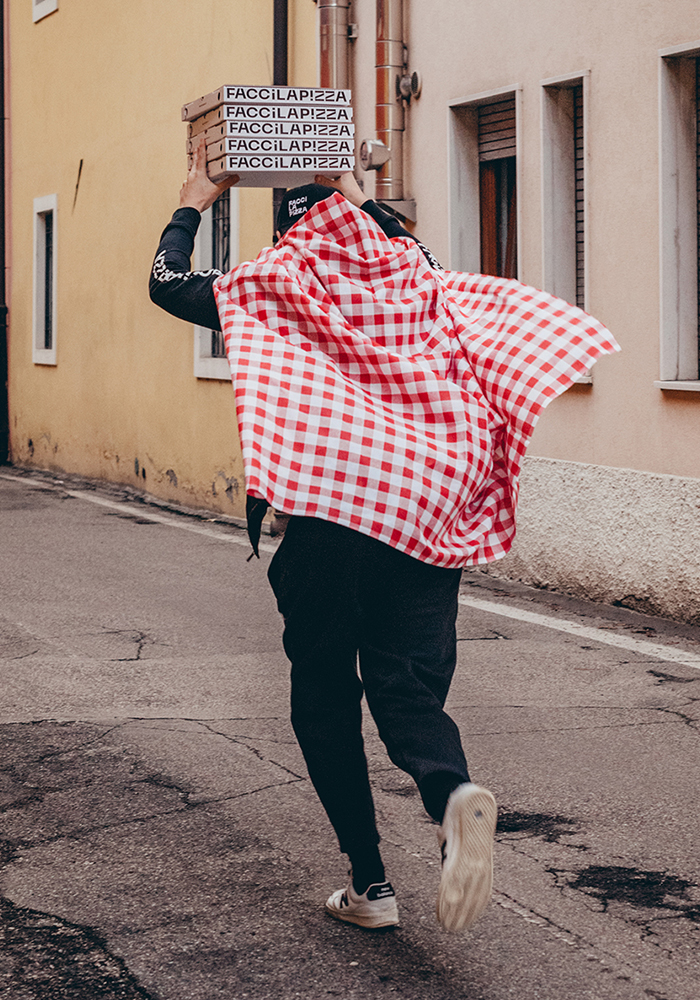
[214,193,619,568]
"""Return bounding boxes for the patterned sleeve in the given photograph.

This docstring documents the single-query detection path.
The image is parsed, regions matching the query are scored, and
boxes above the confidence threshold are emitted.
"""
[360,200,444,271]
[149,207,223,331]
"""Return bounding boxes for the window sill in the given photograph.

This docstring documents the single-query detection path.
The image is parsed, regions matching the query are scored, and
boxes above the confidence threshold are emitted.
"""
[193,352,230,381]
[654,380,700,392]
[33,0,58,23]
[32,349,56,366]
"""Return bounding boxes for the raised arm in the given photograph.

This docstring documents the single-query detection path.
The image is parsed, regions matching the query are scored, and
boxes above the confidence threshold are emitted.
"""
[149,142,239,330]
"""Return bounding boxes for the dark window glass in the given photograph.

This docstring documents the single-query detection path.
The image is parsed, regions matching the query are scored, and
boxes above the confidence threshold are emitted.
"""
[212,192,230,273]
[43,211,54,350]
[210,192,229,358]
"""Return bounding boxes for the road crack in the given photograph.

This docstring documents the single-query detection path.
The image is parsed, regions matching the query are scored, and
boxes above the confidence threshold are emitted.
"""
[196,722,306,781]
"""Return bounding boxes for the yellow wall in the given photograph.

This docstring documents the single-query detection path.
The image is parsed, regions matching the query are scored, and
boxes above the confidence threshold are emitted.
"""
[8,0,317,516]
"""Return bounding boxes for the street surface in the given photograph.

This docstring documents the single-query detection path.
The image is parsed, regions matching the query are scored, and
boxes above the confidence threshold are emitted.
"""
[1,469,699,1000]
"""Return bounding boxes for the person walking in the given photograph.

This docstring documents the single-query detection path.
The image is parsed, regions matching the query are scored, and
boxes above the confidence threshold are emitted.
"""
[150,141,618,932]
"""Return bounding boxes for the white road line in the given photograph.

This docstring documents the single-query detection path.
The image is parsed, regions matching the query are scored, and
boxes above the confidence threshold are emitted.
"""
[0,472,277,553]
[458,594,700,671]
[4,472,700,668]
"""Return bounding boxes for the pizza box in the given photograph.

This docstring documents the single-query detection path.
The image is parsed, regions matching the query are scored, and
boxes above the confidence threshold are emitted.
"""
[202,153,354,186]
[187,102,353,138]
[182,85,352,121]
[196,120,356,144]
[188,135,355,157]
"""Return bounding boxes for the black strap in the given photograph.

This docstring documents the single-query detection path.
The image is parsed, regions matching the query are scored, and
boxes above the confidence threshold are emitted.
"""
[245,494,269,560]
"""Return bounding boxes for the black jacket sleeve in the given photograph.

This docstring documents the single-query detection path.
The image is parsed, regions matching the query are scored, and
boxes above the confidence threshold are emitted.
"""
[149,207,222,331]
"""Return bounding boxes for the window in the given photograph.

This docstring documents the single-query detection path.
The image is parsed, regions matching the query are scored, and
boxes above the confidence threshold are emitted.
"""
[541,74,587,310]
[449,86,521,276]
[541,74,591,384]
[193,186,239,379]
[478,97,517,278]
[657,43,700,390]
[33,0,58,23]
[33,195,57,365]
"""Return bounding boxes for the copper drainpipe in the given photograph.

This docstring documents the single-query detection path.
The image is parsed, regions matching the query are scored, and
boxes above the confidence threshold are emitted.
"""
[0,0,8,463]
[375,0,404,204]
[318,0,350,89]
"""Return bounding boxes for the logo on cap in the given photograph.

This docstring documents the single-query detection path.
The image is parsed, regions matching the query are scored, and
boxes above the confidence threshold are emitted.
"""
[288,197,308,217]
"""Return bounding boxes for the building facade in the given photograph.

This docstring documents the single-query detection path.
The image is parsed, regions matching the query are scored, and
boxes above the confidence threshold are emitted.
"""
[6,0,700,622]
[348,0,700,622]
[6,0,316,515]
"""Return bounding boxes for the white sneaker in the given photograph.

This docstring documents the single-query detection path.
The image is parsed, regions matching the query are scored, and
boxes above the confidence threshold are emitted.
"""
[436,783,497,932]
[325,880,399,929]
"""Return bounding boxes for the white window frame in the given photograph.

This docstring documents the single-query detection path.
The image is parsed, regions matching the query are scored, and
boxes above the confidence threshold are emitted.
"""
[448,84,523,275]
[541,71,589,307]
[657,41,700,391]
[32,194,57,366]
[33,0,58,23]
[193,187,239,380]
[541,72,592,384]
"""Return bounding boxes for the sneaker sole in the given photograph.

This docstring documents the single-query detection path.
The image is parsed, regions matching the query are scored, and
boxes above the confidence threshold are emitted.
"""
[436,784,497,932]
[325,903,399,929]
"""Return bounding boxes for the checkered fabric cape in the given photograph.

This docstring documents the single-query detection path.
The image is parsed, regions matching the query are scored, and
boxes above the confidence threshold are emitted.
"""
[214,193,619,568]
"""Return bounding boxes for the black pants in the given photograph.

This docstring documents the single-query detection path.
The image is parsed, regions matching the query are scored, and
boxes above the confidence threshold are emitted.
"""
[267,517,470,856]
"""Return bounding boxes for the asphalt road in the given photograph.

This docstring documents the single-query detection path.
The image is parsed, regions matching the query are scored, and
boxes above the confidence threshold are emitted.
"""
[1,469,699,1000]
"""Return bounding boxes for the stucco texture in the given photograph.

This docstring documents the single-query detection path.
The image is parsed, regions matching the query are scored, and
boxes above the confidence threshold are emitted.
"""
[8,0,317,517]
[351,0,700,481]
[482,456,700,624]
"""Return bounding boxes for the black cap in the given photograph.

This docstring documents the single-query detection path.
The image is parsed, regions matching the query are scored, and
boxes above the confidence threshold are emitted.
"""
[276,183,335,235]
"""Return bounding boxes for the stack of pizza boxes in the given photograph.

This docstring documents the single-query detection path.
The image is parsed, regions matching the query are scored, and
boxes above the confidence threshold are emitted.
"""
[183,85,355,187]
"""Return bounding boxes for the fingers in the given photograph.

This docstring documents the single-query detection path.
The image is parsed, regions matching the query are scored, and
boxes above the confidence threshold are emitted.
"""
[315,171,366,209]
[315,174,339,189]
[205,174,239,199]
[193,138,208,175]
[316,171,354,185]
[184,139,207,183]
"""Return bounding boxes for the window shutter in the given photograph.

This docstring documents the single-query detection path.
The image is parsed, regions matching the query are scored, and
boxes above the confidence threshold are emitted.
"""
[478,97,516,161]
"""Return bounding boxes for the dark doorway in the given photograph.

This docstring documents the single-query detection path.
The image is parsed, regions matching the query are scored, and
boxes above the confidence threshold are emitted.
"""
[479,156,517,279]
